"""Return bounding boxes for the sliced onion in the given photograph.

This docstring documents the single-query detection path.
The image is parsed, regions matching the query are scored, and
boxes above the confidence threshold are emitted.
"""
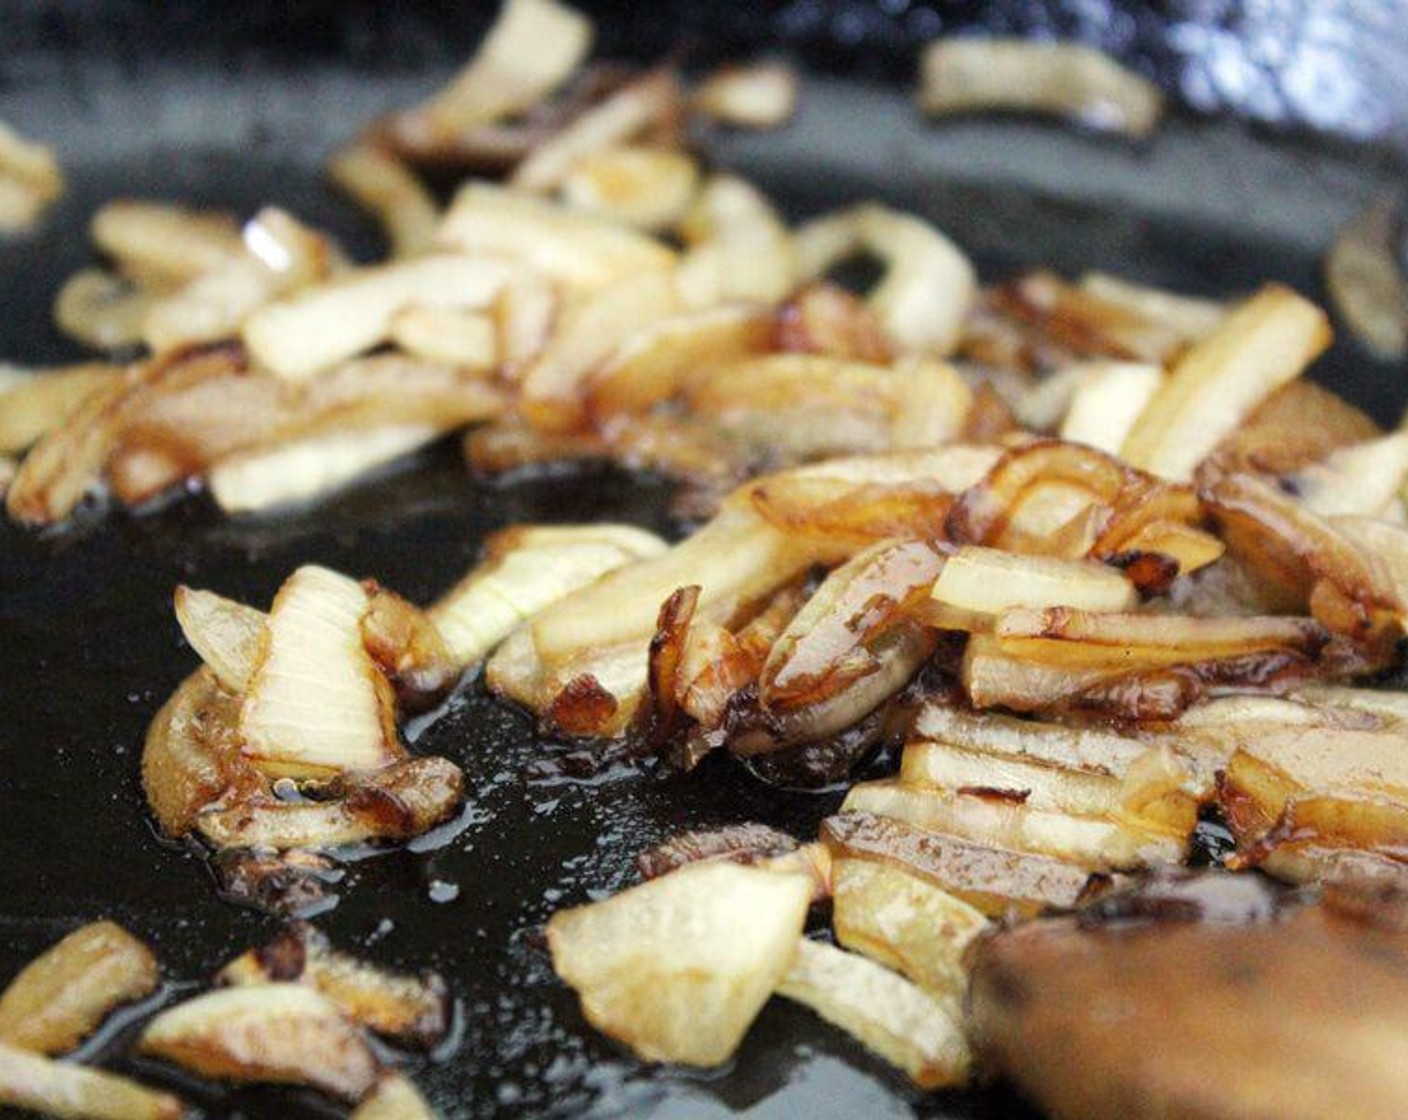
[0,1041,184,1120]
[218,923,449,1049]
[139,983,380,1102]
[208,423,447,516]
[842,780,1181,869]
[584,303,773,418]
[674,175,796,309]
[510,69,683,194]
[546,862,812,1067]
[90,199,241,287]
[239,565,399,779]
[387,305,497,369]
[437,181,676,292]
[0,921,158,1057]
[0,119,64,233]
[761,539,946,709]
[517,267,682,431]
[829,856,987,999]
[1057,361,1162,453]
[1291,433,1408,519]
[430,522,665,668]
[777,938,970,1090]
[243,253,524,381]
[351,1074,437,1120]
[1078,272,1225,340]
[821,810,1112,917]
[918,39,1162,138]
[53,269,153,353]
[931,546,1135,617]
[327,142,439,259]
[359,585,458,711]
[1121,284,1331,482]
[560,145,700,232]
[386,0,592,141]
[0,364,120,454]
[1324,193,1408,361]
[695,61,800,130]
[141,670,266,837]
[1215,380,1382,477]
[793,204,975,356]
[173,585,266,693]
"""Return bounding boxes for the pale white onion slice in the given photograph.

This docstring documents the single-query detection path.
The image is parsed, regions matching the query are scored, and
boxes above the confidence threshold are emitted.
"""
[694,62,799,129]
[0,1041,183,1120]
[243,254,523,380]
[0,364,120,453]
[776,938,971,1089]
[560,146,700,232]
[547,862,812,1067]
[437,182,675,291]
[90,199,241,287]
[917,39,1162,138]
[239,565,397,778]
[173,585,266,693]
[388,306,497,369]
[1057,362,1163,453]
[930,546,1135,616]
[1121,284,1331,481]
[397,0,592,137]
[328,142,439,259]
[209,424,446,516]
[139,984,379,1102]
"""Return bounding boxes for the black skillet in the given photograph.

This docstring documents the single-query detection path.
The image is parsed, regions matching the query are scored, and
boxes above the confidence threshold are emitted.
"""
[1,2,1406,1117]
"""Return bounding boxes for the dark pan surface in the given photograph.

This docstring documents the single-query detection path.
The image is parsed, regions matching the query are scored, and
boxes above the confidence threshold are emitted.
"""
[2,19,1407,1120]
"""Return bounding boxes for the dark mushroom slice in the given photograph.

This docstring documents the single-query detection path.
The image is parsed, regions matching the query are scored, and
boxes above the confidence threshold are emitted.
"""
[968,870,1408,1120]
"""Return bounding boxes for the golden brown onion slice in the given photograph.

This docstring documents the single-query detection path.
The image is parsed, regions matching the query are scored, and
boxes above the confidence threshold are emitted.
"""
[173,586,265,694]
[139,983,379,1102]
[822,810,1120,916]
[351,1073,438,1120]
[219,924,449,1049]
[142,669,266,838]
[53,269,153,353]
[0,922,158,1056]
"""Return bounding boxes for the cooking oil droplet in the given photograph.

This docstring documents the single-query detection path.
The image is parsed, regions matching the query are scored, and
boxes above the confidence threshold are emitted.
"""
[428,879,460,904]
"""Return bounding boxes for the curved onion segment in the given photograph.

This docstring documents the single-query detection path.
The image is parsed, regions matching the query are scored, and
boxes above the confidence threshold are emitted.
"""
[351,1073,438,1120]
[0,922,158,1056]
[394,0,592,138]
[239,566,398,778]
[1121,285,1331,482]
[219,924,450,1050]
[547,862,812,1066]
[173,586,266,694]
[776,938,971,1090]
[430,523,667,668]
[1292,433,1408,519]
[0,119,64,233]
[436,182,676,291]
[918,39,1162,138]
[327,143,439,260]
[142,669,265,837]
[1325,193,1408,361]
[830,858,988,999]
[0,1041,185,1120]
[793,205,976,355]
[139,984,380,1102]
[931,546,1135,617]
[242,254,524,380]
[761,538,947,709]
